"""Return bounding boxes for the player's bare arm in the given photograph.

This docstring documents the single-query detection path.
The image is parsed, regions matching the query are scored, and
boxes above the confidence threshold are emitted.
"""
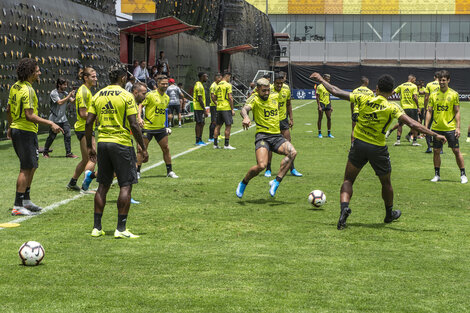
[454,105,461,138]
[229,93,235,116]
[128,114,148,163]
[310,72,350,101]
[240,105,251,130]
[287,99,293,127]
[85,112,97,162]
[25,108,63,134]
[399,114,446,143]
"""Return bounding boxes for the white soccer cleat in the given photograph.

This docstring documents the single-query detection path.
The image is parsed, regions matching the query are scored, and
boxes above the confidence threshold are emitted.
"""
[137,172,141,180]
[430,175,441,182]
[466,137,470,143]
[114,229,140,239]
[11,206,36,216]
[393,140,401,146]
[22,200,42,212]
[224,145,236,150]
[385,130,391,139]
[167,171,179,178]
[412,141,421,146]
[461,175,468,184]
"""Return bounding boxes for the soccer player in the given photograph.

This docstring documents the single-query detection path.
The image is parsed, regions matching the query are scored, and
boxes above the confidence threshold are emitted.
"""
[309,72,446,230]
[43,78,77,158]
[264,73,302,177]
[235,78,297,198]
[425,70,467,184]
[86,64,149,238]
[213,71,236,149]
[424,71,441,152]
[67,67,98,191]
[7,58,63,215]
[193,72,209,145]
[392,75,420,146]
[315,74,334,138]
[166,78,184,128]
[350,76,374,142]
[138,76,178,178]
[209,73,222,142]
[131,82,148,179]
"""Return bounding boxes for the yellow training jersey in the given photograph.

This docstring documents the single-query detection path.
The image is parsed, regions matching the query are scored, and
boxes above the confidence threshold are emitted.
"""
[351,86,374,112]
[428,88,459,132]
[394,82,418,109]
[351,94,404,146]
[246,93,280,135]
[216,80,232,111]
[209,82,218,107]
[74,84,93,131]
[142,90,170,130]
[88,85,138,147]
[193,81,205,110]
[425,81,440,95]
[270,83,291,120]
[418,87,426,108]
[316,84,330,105]
[8,81,39,133]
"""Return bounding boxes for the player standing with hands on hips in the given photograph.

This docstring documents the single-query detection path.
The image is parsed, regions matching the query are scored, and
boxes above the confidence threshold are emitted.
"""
[310,72,446,230]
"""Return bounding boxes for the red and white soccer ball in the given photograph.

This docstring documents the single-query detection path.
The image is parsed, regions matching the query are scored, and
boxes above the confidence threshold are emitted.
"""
[18,241,45,266]
[308,190,326,207]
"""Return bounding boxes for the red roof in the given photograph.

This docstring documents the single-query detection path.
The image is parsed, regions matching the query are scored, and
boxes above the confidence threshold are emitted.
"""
[219,44,256,55]
[120,16,200,39]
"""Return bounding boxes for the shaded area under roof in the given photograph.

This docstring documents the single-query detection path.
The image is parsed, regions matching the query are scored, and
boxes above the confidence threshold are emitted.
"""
[120,16,200,39]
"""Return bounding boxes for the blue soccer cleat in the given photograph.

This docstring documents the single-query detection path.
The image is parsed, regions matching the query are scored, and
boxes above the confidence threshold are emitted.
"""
[195,141,208,146]
[81,170,94,191]
[264,170,272,177]
[290,168,303,177]
[236,181,246,198]
[318,133,323,138]
[328,134,335,138]
[269,179,280,197]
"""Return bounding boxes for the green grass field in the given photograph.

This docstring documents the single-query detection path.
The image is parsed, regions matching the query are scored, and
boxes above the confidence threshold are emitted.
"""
[1,100,470,312]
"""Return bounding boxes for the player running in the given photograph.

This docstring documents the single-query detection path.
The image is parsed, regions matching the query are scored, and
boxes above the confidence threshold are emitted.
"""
[67,67,98,191]
[193,72,209,145]
[7,58,63,215]
[138,76,178,178]
[309,72,446,230]
[264,73,302,177]
[86,64,148,239]
[315,74,334,138]
[425,70,467,184]
[213,72,236,149]
[350,76,374,142]
[236,78,297,198]
[209,73,222,142]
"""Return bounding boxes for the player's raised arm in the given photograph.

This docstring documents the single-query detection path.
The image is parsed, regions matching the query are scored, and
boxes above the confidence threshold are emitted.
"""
[310,72,350,101]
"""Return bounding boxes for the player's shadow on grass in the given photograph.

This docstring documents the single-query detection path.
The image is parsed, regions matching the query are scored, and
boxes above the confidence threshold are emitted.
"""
[139,175,169,179]
[237,199,292,206]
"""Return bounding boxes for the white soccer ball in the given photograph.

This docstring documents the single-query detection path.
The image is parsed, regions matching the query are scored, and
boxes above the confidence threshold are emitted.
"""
[18,241,45,266]
[308,190,326,207]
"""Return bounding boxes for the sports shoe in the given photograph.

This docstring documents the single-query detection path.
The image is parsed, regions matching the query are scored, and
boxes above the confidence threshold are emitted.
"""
[167,171,179,178]
[430,175,441,182]
[394,140,401,146]
[208,138,214,142]
[385,130,391,139]
[224,145,236,150]
[466,137,470,143]
[412,141,421,146]
[425,148,432,153]
[290,168,303,177]
[91,228,105,237]
[405,134,411,142]
[269,179,280,197]
[461,175,468,184]
[114,229,140,239]
[137,172,141,180]
[11,206,37,216]
[264,170,272,177]
[130,198,140,204]
[236,181,247,198]
[337,207,352,230]
[178,123,182,128]
[318,134,323,138]
[384,210,401,223]
[43,152,50,158]
[67,183,80,191]
[81,170,94,191]
[195,141,208,146]
[327,134,335,138]
[23,200,42,212]
[66,153,78,159]
[213,145,221,149]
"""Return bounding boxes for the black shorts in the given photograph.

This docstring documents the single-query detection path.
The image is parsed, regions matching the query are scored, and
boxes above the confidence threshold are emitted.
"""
[348,139,391,176]
[97,142,137,187]
[319,103,331,111]
[432,130,459,149]
[255,132,286,153]
[143,128,167,143]
[75,130,94,141]
[210,106,217,123]
[168,105,180,116]
[11,128,39,169]
[280,117,289,131]
[216,110,233,126]
[194,110,205,124]
[400,109,419,124]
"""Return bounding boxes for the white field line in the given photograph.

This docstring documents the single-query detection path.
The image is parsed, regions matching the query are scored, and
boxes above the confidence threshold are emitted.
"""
[0,101,311,230]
